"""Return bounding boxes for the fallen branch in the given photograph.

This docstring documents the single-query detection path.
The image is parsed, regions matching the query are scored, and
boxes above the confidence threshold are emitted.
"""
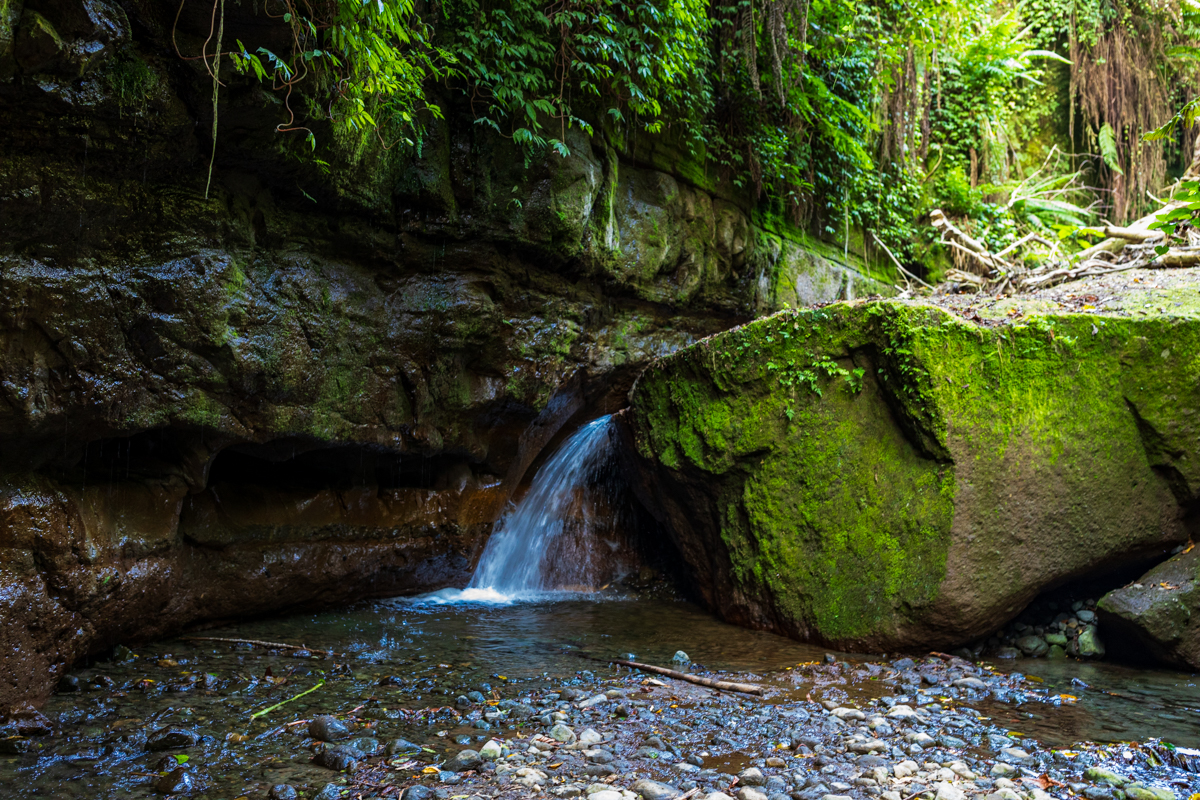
[1080,225,1164,243]
[1156,249,1200,268]
[588,656,763,695]
[870,231,932,289]
[181,636,332,656]
[1075,202,1185,261]
[993,232,1052,259]
[249,679,325,720]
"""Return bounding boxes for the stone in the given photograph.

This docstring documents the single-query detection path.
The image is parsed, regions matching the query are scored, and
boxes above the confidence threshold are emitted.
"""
[591,791,624,800]
[1077,626,1105,657]
[347,737,382,756]
[550,724,577,743]
[387,739,423,755]
[146,726,201,751]
[1085,767,1128,787]
[313,745,360,772]
[402,787,437,800]
[704,795,735,800]
[634,779,680,800]
[952,677,986,690]
[739,767,766,786]
[578,728,603,745]
[269,786,299,800]
[1078,609,1096,623]
[480,739,503,760]
[625,302,1196,650]
[1016,636,1049,657]
[309,716,352,742]
[1125,785,1176,800]
[1099,547,1200,667]
[894,761,919,778]
[935,783,966,800]
[447,749,482,772]
[994,647,1021,659]
[998,748,1034,764]
[1044,633,1068,646]
[315,784,348,800]
[672,651,690,663]
[737,790,768,800]
[1048,645,1067,659]
[153,768,193,795]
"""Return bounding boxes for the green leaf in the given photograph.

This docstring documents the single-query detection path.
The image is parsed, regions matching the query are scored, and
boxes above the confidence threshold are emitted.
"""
[1098,124,1124,175]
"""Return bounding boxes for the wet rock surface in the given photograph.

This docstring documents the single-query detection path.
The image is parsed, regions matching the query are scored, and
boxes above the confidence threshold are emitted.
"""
[0,0,891,715]
[2,600,1199,800]
[1099,546,1200,669]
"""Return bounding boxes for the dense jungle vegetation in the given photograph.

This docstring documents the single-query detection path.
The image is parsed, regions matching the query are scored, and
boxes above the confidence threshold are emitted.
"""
[203,0,1200,276]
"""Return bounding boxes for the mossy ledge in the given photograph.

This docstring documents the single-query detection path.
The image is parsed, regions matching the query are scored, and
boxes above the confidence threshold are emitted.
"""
[623,301,1197,651]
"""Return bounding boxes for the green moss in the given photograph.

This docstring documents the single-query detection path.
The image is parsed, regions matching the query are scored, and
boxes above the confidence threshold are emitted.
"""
[631,301,1200,645]
[106,50,162,113]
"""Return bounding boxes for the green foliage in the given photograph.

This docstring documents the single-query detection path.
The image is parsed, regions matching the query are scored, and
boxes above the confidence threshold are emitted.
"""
[225,0,452,151]
[1145,96,1200,142]
[1148,179,1200,255]
[1098,123,1124,175]
[442,0,711,153]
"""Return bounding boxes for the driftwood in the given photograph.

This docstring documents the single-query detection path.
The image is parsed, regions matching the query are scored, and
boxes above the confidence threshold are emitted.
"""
[577,653,763,695]
[1156,249,1200,268]
[181,636,333,656]
[932,196,1200,295]
[607,659,764,695]
[1081,225,1164,242]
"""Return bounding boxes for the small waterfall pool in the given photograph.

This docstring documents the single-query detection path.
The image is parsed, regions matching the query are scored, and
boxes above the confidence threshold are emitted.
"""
[420,415,626,605]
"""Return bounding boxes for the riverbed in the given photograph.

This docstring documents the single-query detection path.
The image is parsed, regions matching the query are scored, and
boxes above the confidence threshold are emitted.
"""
[3,595,1199,799]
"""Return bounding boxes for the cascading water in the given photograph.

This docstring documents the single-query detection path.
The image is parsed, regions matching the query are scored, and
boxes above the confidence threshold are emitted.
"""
[419,415,620,603]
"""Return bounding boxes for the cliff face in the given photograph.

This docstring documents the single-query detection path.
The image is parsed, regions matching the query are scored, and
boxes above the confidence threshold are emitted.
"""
[0,0,885,708]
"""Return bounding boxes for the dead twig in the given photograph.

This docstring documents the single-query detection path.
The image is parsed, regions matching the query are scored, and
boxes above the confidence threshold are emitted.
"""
[575,653,764,695]
[181,636,333,656]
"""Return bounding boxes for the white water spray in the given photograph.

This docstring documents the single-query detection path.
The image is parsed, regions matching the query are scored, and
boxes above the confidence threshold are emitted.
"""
[414,415,616,605]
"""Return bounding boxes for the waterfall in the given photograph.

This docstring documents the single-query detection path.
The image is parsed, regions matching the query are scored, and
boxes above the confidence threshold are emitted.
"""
[415,415,617,604]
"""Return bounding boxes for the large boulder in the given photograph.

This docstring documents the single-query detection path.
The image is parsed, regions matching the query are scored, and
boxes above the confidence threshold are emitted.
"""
[624,301,1196,650]
[1098,547,1200,668]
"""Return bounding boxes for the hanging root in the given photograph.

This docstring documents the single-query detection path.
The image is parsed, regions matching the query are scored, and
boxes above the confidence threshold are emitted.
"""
[204,0,224,200]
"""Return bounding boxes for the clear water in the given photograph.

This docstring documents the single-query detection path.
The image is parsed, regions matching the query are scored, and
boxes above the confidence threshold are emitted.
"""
[164,596,1200,748]
[9,596,1200,800]
[981,654,1200,748]
[441,415,620,601]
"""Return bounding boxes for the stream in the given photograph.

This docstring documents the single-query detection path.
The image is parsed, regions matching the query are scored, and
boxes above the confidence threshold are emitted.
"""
[4,594,1200,799]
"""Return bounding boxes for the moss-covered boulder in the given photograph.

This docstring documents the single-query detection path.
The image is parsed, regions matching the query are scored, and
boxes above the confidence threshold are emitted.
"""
[625,301,1196,650]
[1098,547,1200,668]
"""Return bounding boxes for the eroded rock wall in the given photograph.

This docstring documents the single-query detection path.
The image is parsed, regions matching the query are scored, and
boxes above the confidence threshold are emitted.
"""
[0,0,887,707]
